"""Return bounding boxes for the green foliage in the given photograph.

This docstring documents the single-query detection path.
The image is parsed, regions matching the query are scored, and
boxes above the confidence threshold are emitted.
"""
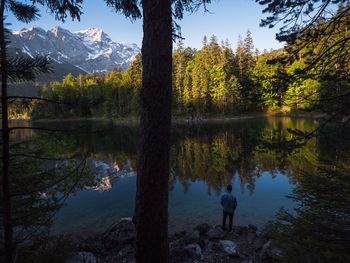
[26,18,350,119]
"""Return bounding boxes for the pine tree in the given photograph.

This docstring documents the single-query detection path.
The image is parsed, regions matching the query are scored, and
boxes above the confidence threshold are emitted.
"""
[243,30,254,66]
[173,41,195,112]
[236,35,245,79]
[0,1,83,262]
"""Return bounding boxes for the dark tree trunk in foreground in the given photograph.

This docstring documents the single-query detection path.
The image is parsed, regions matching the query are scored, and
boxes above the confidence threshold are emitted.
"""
[0,0,13,262]
[135,0,172,262]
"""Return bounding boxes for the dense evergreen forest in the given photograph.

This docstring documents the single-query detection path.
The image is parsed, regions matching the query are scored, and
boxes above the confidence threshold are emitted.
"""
[12,18,350,119]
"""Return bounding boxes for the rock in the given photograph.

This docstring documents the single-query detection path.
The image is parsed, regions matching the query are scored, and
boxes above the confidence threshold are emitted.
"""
[198,235,209,249]
[206,240,224,255]
[247,232,257,244]
[184,244,203,260]
[259,239,273,259]
[235,226,249,236]
[206,227,225,240]
[117,244,134,257]
[170,246,188,263]
[66,251,96,263]
[194,223,212,235]
[185,230,200,243]
[219,240,238,256]
[270,245,282,258]
[170,231,187,241]
[103,218,135,249]
[253,237,266,250]
[81,237,104,254]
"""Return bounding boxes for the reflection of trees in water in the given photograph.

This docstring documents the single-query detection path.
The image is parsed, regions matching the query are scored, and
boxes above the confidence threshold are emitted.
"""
[10,119,350,261]
[268,162,350,262]
[13,119,342,197]
[266,126,350,262]
[171,119,324,196]
[22,118,331,197]
[1,132,94,261]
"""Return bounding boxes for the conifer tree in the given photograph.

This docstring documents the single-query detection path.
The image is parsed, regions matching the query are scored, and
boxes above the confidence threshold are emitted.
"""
[0,1,83,262]
[257,0,350,119]
[104,1,215,262]
[173,41,195,112]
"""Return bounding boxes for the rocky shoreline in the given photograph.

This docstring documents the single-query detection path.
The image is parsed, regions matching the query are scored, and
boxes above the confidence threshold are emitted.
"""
[67,218,281,263]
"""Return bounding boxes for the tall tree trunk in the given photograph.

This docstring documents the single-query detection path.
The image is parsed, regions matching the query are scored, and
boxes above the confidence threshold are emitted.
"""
[0,1,13,262]
[135,0,172,262]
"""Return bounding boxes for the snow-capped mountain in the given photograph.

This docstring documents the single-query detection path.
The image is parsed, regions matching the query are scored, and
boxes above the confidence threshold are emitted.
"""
[9,26,140,73]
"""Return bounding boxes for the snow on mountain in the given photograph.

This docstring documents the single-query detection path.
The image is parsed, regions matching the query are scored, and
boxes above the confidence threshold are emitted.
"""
[9,26,140,73]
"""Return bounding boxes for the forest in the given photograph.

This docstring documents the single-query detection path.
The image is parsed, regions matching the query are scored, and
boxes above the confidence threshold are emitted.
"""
[11,11,350,120]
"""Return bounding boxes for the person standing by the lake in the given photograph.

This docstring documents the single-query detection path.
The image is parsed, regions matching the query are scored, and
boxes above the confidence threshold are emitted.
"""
[221,184,237,232]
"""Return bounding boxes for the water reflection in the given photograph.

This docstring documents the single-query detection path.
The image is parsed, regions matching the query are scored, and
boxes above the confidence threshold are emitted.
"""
[266,126,350,262]
[8,118,349,240]
[86,159,135,192]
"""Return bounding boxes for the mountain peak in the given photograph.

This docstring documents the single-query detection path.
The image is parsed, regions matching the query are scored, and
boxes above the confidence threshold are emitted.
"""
[50,26,73,37]
[10,26,140,73]
[13,27,45,36]
[75,27,111,43]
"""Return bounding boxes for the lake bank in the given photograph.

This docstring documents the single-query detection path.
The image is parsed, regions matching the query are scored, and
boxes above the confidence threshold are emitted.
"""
[66,218,280,263]
[11,110,327,125]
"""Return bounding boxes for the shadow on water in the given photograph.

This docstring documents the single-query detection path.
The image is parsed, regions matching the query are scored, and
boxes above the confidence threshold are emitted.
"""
[7,117,350,260]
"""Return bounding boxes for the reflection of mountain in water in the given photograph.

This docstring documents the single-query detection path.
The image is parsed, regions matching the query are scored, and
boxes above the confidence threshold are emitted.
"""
[10,118,350,260]
[86,159,135,192]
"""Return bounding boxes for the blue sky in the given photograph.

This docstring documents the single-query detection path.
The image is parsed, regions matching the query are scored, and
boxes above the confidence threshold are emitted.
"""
[6,0,283,51]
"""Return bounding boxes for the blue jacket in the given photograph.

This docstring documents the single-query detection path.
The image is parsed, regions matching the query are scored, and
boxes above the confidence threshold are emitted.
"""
[221,192,237,214]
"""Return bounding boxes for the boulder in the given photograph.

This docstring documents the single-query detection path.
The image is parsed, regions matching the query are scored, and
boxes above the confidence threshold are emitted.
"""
[81,237,104,254]
[103,218,135,249]
[117,244,134,258]
[170,246,188,263]
[219,240,238,256]
[247,232,257,244]
[207,227,225,240]
[235,226,249,236]
[185,230,200,244]
[184,244,203,260]
[259,239,274,260]
[206,241,223,254]
[194,223,212,235]
[253,237,266,251]
[170,231,187,242]
[260,239,282,260]
[66,251,96,263]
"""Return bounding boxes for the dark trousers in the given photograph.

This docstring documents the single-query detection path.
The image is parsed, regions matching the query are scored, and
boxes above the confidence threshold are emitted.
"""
[222,211,233,231]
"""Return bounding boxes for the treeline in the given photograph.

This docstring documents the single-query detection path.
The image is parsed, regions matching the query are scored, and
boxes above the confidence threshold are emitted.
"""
[30,27,350,119]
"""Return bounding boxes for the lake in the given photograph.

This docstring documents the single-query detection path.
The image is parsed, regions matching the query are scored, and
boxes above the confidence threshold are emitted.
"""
[10,117,350,236]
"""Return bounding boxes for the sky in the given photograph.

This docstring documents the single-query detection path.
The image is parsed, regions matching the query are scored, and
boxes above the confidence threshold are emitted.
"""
[6,0,284,51]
